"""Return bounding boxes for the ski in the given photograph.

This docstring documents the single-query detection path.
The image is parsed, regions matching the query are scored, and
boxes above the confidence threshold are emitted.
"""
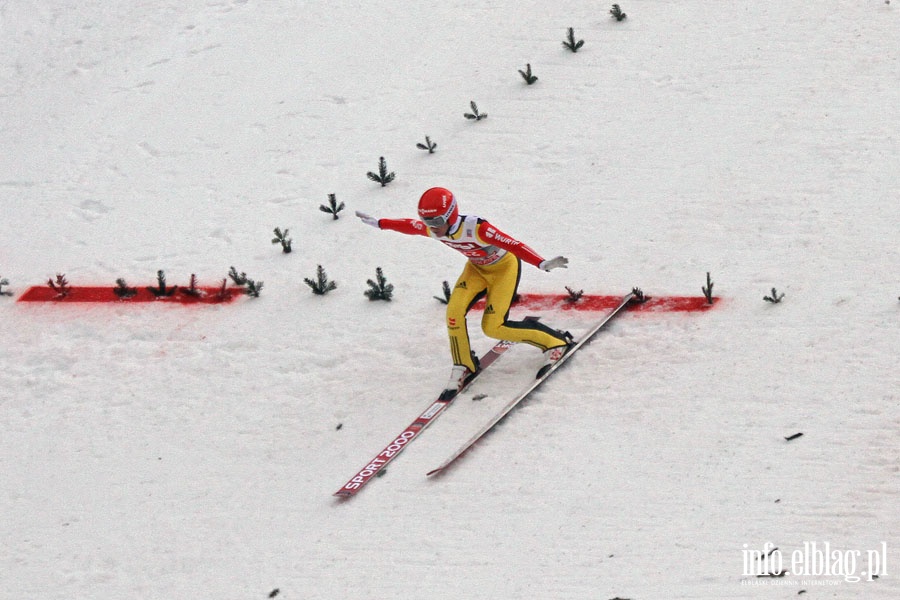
[426,290,638,477]
[334,338,517,497]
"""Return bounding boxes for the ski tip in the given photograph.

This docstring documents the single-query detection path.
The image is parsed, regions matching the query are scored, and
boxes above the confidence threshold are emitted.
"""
[425,467,443,477]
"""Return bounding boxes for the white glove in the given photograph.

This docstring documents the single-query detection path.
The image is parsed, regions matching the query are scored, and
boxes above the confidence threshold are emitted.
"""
[355,211,380,228]
[539,256,568,271]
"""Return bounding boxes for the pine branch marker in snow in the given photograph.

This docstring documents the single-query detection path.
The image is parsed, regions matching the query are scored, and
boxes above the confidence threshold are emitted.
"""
[631,286,648,303]
[610,4,628,21]
[364,267,394,301]
[228,267,249,287]
[518,63,538,85]
[272,227,293,252]
[48,273,71,298]
[562,28,585,52]
[702,272,715,304]
[416,136,437,153]
[758,570,787,579]
[464,101,487,121]
[304,265,338,295]
[180,274,203,298]
[243,280,264,298]
[147,270,177,297]
[113,278,137,299]
[319,194,345,220]
[366,157,395,187]
[214,278,229,302]
[565,286,584,303]
[763,288,785,304]
[0,276,12,297]
[434,280,452,304]
[228,266,263,298]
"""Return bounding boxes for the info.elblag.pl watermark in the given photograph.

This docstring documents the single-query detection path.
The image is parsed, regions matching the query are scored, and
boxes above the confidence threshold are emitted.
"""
[742,542,889,585]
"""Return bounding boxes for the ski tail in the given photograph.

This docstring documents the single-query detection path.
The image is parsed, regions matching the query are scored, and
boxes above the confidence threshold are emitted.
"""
[426,291,638,477]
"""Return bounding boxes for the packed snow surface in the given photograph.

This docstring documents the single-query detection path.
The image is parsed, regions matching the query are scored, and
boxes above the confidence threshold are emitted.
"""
[1,1,898,599]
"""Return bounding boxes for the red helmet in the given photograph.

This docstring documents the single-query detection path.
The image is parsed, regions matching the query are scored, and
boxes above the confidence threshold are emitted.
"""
[417,187,458,227]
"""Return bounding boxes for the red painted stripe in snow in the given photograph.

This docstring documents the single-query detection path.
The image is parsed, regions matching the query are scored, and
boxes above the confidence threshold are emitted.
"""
[17,286,243,304]
[473,293,717,312]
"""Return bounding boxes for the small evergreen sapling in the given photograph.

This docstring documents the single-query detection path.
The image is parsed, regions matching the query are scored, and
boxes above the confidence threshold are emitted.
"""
[147,270,177,297]
[702,272,714,304]
[434,280,452,304]
[229,266,264,298]
[364,267,394,301]
[563,28,584,52]
[114,278,137,299]
[319,194,345,220]
[0,276,12,297]
[367,157,395,187]
[610,4,627,21]
[48,273,71,298]
[464,101,487,121]
[304,265,338,295]
[417,136,437,153]
[518,63,538,85]
[272,227,293,252]
[764,288,785,304]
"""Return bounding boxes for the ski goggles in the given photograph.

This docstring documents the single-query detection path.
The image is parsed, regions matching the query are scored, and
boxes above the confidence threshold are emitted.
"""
[422,214,452,227]
[421,197,457,227]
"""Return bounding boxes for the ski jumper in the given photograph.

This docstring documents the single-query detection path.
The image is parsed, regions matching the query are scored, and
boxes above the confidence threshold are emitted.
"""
[376,214,570,372]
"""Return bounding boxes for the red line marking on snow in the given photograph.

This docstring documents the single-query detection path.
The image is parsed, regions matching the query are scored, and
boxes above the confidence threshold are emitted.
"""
[473,293,718,313]
[16,286,243,304]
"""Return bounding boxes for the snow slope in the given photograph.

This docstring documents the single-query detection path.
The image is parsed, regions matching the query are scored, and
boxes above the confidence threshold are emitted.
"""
[2,1,898,599]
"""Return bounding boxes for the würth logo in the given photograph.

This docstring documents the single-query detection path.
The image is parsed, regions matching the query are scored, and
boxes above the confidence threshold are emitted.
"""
[484,227,515,245]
